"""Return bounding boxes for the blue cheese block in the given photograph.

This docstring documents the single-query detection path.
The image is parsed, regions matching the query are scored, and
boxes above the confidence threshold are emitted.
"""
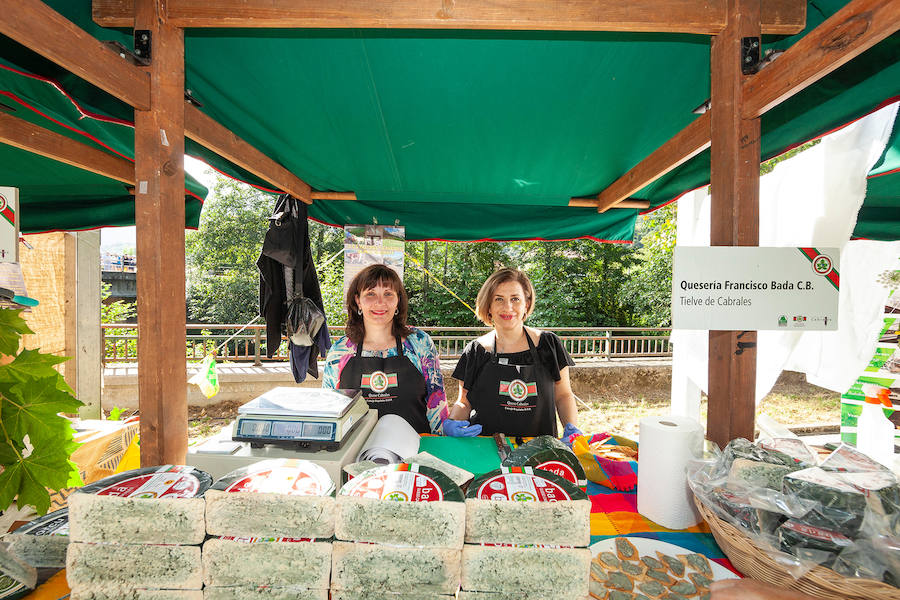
[820,444,892,473]
[727,458,796,491]
[465,467,589,546]
[68,494,206,545]
[330,541,460,594]
[330,592,455,600]
[66,543,202,590]
[777,519,854,569]
[69,589,204,600]
[335,496,465,548]
[464,498,590,547]
[203,586,328,600]
[5,509,69,568]
[460,544,590,596]
[202,538,331,589]
[407,452,475,489]
[501,436,587,488]
[782,467,867,535]
[0,544,36,590]
[834,471,900,527]
[205,490,335,539]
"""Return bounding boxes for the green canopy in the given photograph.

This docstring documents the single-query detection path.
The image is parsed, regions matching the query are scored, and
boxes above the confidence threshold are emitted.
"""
[0,1,897,240]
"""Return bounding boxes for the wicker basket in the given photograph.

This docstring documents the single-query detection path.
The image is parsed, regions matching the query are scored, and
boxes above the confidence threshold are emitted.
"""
[694,497,899,600]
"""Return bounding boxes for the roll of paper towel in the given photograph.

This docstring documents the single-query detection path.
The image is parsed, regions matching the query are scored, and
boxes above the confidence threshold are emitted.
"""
[637,415,704,530]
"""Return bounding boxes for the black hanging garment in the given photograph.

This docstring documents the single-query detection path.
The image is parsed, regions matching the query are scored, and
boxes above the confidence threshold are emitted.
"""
[257,194,331,382]
[467,330,558,437]
[337,336,430,433]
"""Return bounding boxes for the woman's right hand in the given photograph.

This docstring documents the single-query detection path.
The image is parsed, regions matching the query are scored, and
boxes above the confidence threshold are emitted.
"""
[443,419,483,437]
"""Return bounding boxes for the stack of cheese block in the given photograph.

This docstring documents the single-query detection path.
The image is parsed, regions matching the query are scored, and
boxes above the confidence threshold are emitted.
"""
[202,459,336,600]
[460,466,592,600]
[64,465,215,600]
[332,463,466,600]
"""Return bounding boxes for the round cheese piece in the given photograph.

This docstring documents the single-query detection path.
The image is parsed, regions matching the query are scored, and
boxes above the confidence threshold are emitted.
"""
[466,466,588,501]
[501,435,587,487]
[339,463,464,502]
[0,575,28,600]
[212,458,335,496]
[12,508,69,537]
[79,464,213,498]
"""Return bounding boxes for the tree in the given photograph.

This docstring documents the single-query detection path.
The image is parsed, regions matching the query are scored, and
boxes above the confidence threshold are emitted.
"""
[621,203,677,327]
[185,177,275,325]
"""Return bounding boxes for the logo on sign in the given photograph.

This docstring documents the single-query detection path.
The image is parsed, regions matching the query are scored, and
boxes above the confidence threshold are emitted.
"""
[812,254,833,276]
[0,195,6,212]
[778,315,787,327]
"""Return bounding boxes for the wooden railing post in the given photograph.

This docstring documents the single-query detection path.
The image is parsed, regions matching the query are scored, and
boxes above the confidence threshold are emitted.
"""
[254,327,262,365]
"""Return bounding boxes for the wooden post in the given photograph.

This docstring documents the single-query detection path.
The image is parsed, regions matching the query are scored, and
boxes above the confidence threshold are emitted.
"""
[133,0,188,465]
[707,0,761,448]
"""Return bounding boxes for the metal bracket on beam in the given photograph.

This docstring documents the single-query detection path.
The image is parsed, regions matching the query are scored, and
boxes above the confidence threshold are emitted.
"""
[104,40,149,67]
[741,37,761,75]
[134,30,152,63]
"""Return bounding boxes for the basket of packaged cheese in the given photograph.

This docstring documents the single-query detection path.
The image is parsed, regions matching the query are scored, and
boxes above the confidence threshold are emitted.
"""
[688,438,900,600]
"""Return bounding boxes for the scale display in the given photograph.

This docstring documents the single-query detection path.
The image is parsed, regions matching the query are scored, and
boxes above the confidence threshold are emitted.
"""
[238,419,336,441]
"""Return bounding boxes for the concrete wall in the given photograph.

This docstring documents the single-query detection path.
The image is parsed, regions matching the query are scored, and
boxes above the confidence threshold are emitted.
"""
[102,360,673,410]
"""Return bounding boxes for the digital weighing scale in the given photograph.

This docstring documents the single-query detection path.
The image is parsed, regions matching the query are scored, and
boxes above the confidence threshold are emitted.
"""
[232,387,368,451]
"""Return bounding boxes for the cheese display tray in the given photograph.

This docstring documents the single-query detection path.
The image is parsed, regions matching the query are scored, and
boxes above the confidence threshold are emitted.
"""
[589,536,739,585]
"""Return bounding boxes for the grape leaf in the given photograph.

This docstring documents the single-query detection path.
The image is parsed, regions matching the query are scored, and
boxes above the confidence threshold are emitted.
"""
[0,434,80,514]
[0,350,69,385]
[0,309,33,357]
[0,377,83,445]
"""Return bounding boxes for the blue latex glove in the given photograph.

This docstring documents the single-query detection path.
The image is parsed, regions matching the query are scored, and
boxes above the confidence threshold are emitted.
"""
[443,419,483,437]
[561,423,583,447]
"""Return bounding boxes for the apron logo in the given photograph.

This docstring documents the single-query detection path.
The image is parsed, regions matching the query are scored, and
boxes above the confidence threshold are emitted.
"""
[361,370,397,393]
[500,379,537,402]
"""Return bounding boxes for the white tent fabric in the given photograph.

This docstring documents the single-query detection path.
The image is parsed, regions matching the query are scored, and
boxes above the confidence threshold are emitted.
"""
[671,101,900,417]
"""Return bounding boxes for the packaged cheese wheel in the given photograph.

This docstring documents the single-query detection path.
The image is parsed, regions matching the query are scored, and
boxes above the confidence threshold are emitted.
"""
[0,575,28,600]
[501,435,587,488]
[15,465,211,540]
[212,458,335,496]
[79,464,213,498]
[467,466,588,501]
[339,463,464,502]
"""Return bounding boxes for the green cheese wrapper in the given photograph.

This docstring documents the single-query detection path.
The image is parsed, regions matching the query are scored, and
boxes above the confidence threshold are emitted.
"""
[467,466,587,501]
[782,467,867,536]
[501,435,587,487]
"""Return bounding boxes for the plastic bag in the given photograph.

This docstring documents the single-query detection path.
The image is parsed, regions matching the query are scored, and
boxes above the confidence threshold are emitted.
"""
[572,433,638,491]
[188,354,219,399]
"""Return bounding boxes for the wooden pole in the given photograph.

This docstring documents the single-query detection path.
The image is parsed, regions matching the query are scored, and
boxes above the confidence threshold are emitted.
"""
[707,0,761,448]
[133,0,188,465]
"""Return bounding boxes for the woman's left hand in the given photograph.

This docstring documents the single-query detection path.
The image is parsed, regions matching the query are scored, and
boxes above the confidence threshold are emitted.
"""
[561,422,583,446]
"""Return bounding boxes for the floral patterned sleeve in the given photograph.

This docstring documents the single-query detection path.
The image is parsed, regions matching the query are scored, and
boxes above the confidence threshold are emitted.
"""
[321,336,355,389]
[406,329,450,435]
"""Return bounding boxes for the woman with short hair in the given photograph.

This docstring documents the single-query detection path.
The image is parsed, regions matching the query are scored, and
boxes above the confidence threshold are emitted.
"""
[322,264,448,434]
[445,267,582,440]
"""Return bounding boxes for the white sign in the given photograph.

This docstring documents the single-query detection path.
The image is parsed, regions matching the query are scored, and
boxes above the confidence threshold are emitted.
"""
[0,187,19,263]
[671,247,839,331]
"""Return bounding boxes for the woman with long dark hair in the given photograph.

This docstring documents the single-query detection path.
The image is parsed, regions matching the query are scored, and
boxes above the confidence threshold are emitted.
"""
[322,264,448,433]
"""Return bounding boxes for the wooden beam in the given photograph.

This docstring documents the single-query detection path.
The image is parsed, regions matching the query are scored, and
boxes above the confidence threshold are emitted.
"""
[93,0,806,34]
[595,0,898,211]
[133,0,188,466]
[2,0,149,110]
[569,198,650,209]
[707,0,761,448]
[310,191,357,200]
[743,0,900,118]
[185,104,311,203]
[595,115,710,213]
[0,112,135,183]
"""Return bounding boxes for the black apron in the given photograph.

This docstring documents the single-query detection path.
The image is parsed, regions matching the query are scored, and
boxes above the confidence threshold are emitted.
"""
[468,330,557,437]
[338,336,430,433]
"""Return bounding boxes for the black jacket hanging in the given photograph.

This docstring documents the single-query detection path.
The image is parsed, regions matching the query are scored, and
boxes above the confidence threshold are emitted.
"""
[257,194,331,382]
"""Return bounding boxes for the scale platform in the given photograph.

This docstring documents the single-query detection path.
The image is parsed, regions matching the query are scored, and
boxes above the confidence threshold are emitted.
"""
[188,408,378,490]
[232,387,368,451]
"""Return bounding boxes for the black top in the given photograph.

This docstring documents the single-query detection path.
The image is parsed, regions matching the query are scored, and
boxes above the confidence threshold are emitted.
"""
[452,331,575,389]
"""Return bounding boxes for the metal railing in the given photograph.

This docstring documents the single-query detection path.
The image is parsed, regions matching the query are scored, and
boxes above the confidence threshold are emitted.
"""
[101,324,672,365]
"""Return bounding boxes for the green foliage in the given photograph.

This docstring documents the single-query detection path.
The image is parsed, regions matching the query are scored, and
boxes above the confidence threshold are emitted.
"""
[108,406,124,421]
[186,177,275,325]
[0,309,83,515]
[621,203,677,327]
